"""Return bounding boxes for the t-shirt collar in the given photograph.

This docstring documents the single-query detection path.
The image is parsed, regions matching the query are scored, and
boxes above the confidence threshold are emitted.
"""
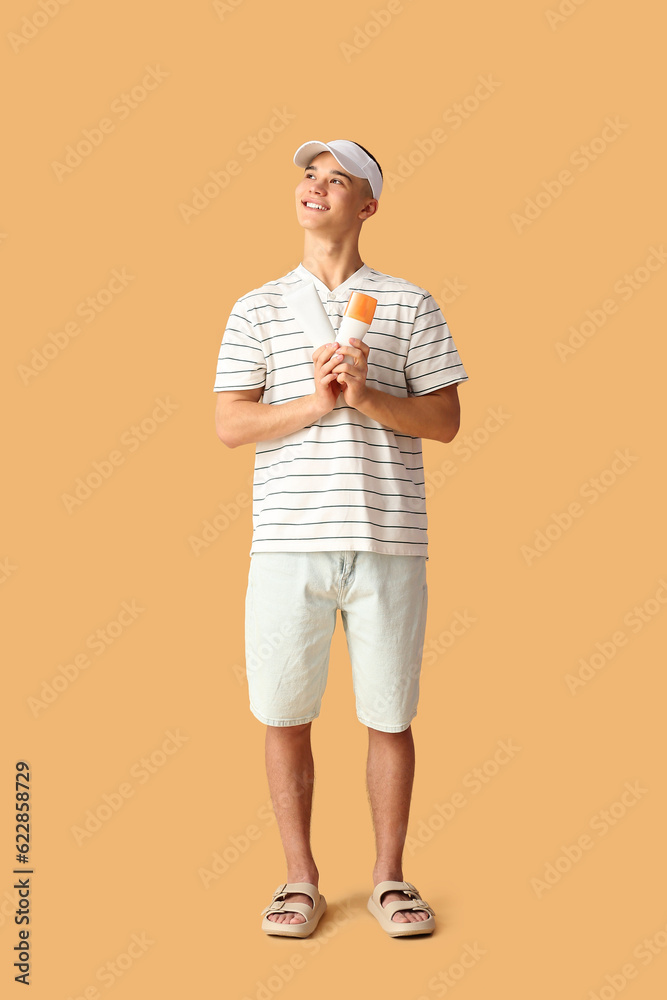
[296,261,371,295]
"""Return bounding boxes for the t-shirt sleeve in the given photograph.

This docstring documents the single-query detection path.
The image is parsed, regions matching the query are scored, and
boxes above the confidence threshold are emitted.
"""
[213,297,266,392]
[404,291,469,395]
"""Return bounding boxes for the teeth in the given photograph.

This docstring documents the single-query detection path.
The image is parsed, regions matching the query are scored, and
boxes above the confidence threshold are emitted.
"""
[305,202,327,210]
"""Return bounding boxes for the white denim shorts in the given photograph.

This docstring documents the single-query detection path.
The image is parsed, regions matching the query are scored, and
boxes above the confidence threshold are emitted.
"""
[244,550,428,733]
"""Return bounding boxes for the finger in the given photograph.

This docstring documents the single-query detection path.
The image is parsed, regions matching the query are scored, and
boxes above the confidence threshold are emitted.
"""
[312,342,340,364]
[337,343,362,362]
[333,356,366,374]
[321,353,344,374]
[349,338,370,359]
[332,361,354,375]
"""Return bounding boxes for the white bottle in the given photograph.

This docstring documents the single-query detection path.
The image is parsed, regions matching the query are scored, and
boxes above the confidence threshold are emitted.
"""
[283,280,335,349]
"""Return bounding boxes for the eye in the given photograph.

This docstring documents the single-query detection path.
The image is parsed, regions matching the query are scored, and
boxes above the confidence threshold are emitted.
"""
[304,172,343,184]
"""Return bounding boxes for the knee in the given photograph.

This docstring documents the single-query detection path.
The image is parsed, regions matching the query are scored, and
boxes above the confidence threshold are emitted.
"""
[367,724,411,738]
[267,721,312,737]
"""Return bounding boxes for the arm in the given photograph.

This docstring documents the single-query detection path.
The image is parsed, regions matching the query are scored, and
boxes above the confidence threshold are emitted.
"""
[215,386,321,448]
[332,338,461,444]
[353,382,461,444]
[215,342,345,448]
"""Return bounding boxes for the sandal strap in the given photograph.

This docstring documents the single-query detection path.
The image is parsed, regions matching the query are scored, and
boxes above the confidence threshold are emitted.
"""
[373,880,434,915]
[260,882,319,916]
[373,879,419,901]
[261,900,315,918]
[382,898,435,919]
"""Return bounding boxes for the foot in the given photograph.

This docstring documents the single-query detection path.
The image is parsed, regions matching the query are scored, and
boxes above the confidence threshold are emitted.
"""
[266,877,318,925]
[266,892,313,924]
[374,872,431,923]
[379,889,431,923]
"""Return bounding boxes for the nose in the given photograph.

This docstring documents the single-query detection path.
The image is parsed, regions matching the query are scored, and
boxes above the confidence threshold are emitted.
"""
[307,176,326,196]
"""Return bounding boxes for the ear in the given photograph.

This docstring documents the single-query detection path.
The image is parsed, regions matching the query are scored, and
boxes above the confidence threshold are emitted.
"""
[359,199,378,221]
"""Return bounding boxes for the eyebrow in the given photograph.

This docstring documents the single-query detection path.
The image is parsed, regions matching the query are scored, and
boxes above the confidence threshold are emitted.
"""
[305,163,353,184]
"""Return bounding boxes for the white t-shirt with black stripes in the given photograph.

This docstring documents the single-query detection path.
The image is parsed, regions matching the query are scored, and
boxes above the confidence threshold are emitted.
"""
[213,262,469,559]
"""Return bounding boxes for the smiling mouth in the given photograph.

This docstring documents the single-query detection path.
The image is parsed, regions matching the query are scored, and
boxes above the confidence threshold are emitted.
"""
[302,201,329,212]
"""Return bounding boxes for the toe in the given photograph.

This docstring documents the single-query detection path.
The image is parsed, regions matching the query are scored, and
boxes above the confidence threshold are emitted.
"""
[379,889,431,924]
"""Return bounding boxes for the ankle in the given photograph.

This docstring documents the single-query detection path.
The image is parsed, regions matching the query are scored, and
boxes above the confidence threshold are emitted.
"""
[373,864,404,885]
[286,866,319,887]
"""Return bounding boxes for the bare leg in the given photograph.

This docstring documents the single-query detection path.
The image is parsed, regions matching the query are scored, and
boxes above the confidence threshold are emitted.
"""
[366,725,430,922]
[264,722,319,924]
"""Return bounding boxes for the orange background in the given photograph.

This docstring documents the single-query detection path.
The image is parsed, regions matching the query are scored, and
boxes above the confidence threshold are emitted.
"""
[3,1,666,997]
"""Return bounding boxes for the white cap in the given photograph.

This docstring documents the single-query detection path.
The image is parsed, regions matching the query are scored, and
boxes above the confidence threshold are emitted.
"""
[293,139,383,200]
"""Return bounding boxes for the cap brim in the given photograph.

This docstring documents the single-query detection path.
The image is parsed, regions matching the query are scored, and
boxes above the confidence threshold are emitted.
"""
[293,141,332,168]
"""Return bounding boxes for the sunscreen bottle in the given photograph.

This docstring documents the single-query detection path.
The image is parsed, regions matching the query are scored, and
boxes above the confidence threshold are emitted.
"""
[283,281,335,349]
[336,292,377,365]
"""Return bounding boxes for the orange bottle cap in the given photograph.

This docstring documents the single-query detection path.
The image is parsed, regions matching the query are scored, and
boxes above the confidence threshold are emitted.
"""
[344,291,377,325]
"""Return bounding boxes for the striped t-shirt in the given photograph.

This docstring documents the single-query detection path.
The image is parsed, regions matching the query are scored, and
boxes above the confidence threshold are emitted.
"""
[213,262,469,558]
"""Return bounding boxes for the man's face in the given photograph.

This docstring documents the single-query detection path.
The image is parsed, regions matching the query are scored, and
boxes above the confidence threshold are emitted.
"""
[295,151,377,232]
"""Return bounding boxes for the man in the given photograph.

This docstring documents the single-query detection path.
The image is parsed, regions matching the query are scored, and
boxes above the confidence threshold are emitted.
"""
[213,139,469,938]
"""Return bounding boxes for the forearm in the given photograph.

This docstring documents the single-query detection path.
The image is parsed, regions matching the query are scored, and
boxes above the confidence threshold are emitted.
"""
[218,393,324,448]
[354,385,459,443]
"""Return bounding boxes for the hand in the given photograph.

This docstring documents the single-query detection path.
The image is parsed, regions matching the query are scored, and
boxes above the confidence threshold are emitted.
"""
[332,338,370,409]
[311,342,343,415]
